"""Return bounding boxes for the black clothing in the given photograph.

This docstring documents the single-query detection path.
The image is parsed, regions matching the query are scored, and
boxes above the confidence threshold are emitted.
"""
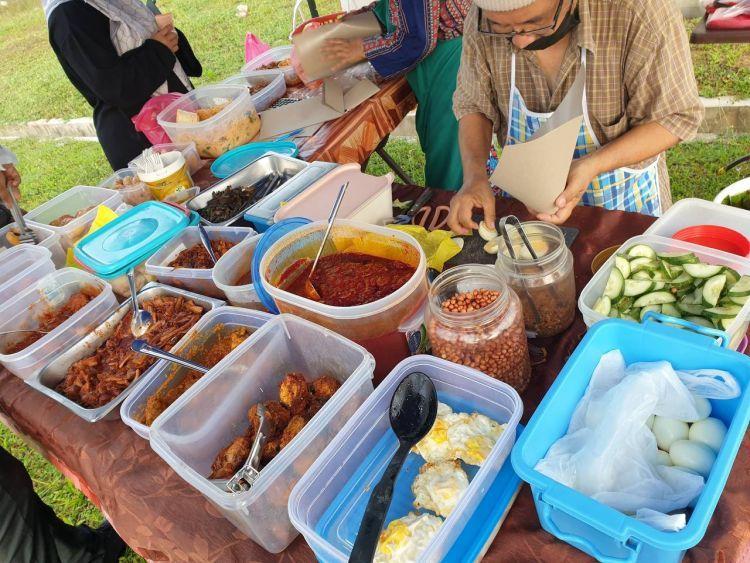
[47,0,202,170]
[0,205,10,229]
[0,446,125,562]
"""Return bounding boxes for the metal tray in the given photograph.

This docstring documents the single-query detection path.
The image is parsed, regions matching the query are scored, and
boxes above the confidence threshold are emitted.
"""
[186,154,309,226]
[28,283,225,423]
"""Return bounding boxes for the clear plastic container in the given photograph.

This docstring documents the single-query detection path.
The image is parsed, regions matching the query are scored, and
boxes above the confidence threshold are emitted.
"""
[242,45,300,87]
[149,314,376,553]
[495,221,576,338]
[157,85,261,159]
[0,222,65,268]
[212,235,263,308]
[129,142,204,175]
[121,306,273,440]
[98,168,153,206]
[426,265,532,393]
[259,220,428,342]
[274,163,394,225]
[0,268,117,380]
[24,185,123,250]
[0,245,55,304]
[645,197,750,245]
[144,226,256,298]
[288,354,523,562]
[578,234,750,350]
[221,70,286,111]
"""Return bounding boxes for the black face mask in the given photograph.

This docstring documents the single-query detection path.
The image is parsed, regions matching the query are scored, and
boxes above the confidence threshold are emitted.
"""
[523,6,580,51]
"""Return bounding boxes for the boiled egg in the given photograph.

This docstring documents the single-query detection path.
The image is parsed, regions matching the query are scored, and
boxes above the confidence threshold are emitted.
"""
[652,416,689,451]
[669,439,716,478]
[688,417,726,453]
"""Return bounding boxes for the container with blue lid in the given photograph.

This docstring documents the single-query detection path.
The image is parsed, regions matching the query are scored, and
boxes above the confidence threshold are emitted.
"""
[74,201,191,279]
[251,217,311,314]
[210,141,299,179]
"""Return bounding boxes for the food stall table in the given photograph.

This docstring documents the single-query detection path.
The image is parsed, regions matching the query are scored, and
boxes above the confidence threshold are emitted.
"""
[690,17,750,44]
[1,187,749,562]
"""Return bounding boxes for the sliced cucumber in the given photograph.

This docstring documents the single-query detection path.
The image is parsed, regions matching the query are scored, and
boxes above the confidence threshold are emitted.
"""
[661,303,682,318]
[659,261,676,280]
[723,267,741,287]
[630,257,659,273]
[623,279,654,297]
[667,272,694,290]
[632,270,653,281]
[728,275,750,297]
[653,282,666,291]
[680,287,703,305]
[657,251,699,265]
[640,304,662,321]
[685,316,714,329]
[720,318,735,331]
[621,309,640,322]
[702,274,727,308]
[683,263,724,279]
[593,296,612,316]
[633,291,677,308]
[614,256,631,279]
[703,305,742,319]
[677,302,704,316]
[730,294,749,306]
[616,296,635,311]
[628,244,657,259]
[603,268,625,300]
[651,271,667,282]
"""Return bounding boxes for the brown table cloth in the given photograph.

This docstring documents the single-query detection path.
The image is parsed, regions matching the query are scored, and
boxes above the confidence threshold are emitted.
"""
[1,187,748,562]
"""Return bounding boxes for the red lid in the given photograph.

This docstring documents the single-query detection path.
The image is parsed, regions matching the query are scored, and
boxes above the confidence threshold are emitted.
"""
[672,225,750,257]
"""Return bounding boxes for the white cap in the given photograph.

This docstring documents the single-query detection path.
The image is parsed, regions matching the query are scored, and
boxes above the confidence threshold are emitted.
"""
[474,0,536,11]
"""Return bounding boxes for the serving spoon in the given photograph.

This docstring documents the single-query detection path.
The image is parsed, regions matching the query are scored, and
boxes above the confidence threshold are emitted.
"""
[197,223,219,265]
[127,269,152,337]
[349,372,438,563]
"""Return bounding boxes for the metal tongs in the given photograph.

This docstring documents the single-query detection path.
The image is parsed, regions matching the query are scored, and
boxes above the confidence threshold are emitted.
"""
[7,188,37,245]
[498,215,542,331]
[226,404,269,493]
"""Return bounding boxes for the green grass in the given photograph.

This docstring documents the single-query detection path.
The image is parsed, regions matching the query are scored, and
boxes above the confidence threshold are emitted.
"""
[687,19,750,99]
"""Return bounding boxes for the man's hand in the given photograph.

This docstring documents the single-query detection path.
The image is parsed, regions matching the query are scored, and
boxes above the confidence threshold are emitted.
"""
[447,178,496,235]
[151,24,179,53]
[0,164,21,208]
[321,38,366,72]
[537,156,599,225]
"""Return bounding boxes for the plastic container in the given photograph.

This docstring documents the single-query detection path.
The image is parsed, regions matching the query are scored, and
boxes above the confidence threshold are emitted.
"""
[511,316,750,563]
[288,354,523,562]
[274,163,394,225]
[0,268,117,380]
[24,186,123,250]
[157,85,262,159]
[713,177,750,211]
[259,220,428,341]
[150,314,376,553]
[426,265,532,393]
[0,222,65,267]
[496,221,576,338]
[0,245,55,304]
[210,141,299,179]
[129,142,204,175]
[98,168,153,206]
[121,306,273,440]
[221,69,286,111]
[137,151,193,201]
[212,235,263,308]
[242,45,300,87]
[144,226,256,298]
[578,234,750,350]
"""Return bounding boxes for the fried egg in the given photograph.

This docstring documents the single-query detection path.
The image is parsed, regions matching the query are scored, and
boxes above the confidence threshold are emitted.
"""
[373,512,443,563]
[411,460,469,518]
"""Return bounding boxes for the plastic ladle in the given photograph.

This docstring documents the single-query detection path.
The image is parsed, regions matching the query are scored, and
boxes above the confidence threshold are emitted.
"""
[349,372,438,563]
[127,269,152,338]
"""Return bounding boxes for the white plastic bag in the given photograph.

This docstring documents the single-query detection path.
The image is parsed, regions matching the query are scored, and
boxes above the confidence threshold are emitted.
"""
[535,350,739,530]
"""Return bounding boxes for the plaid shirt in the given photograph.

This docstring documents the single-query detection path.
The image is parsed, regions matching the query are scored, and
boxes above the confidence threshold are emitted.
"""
[453,0,704,206]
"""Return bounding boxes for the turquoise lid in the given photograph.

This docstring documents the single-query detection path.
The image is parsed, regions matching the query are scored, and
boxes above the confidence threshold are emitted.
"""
[211,142,299,179]
[75,201,190,279]
[252,217,311,314]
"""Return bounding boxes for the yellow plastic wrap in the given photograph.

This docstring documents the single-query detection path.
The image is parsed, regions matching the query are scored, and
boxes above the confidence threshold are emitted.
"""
[387,225,462,272]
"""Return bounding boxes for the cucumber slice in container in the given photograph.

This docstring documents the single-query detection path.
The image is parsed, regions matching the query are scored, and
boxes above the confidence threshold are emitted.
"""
[639,304,662,321]
[614,256,631,279]
[633,291,677,308]
[723,267,741,287]
[684,316,714,329]
[593,296,612,316]
[667,272,694,290]
[603,268,625,300]
[630,257,658,273]
[702,274,727,308]
[657,251,699,265]
[683,263,724,279]
[632,270,653,281]
[616,296,634,311]
[627,244,657,259]
[728,275,750,297]
[677,302,704,316]
[730,294,749,306]
[720,318,736,331]
[703,305,742,319]
[661,303,682,318]
[623,279,654,297]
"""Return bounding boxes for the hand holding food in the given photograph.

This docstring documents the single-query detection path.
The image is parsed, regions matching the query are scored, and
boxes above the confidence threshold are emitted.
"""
[447,179,495,236]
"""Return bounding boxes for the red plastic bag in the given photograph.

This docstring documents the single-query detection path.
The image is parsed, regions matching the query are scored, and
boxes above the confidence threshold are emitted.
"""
[132,93,182,145]
[707,0,750,29]
[245,33,270,64]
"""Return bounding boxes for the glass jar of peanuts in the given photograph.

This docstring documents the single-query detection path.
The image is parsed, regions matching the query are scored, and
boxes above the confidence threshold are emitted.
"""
[426,264,532,393]
[495,221,575,338]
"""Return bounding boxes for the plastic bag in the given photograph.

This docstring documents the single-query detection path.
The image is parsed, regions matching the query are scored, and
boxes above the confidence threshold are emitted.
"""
[387,225,463,272]
[245,33,270,63]
[132,93,182,145]
[535,350,739,530]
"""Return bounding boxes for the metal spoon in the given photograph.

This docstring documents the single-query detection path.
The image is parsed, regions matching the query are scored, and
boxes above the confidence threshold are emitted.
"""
[305,181,349,301]
[0,328,50,338]
[197,224,218,265]
[349,372,438,563]
[127,269,152,337]
[131,340,208,373]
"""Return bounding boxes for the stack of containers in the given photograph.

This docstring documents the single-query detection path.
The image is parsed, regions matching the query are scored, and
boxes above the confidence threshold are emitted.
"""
[0,222,65,267]
[0,245,56,302]
[242,45,298,87]
[221,70,286,111]
[150,315,376,553]
[98,168,152,206]
[128,142,204,175]
[211,234,262,308]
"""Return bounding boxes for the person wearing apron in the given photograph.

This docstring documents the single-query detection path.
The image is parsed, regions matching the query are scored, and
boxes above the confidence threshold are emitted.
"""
[447,0,703,233]
[322,0,471,191]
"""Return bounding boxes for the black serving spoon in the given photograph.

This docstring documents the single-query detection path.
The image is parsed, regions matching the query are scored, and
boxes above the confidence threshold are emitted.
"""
[349,372,438,563]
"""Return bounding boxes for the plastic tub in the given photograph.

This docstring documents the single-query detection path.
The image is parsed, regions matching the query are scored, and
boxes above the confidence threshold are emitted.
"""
[511,316,750,563]
[0,245,55,304]
[0,222,65,268]
[98,168,153,206]
[242,45,300,87]
[212,235,263,308]
[24,185,123,250]
[129,142,204,175]
[288,354,523,562]
[158,85,261,159]
[144,226,255,298]
[150,314,376,553]
[0,268,117,380]
[578,234,750,349]
[121,306,273,440]
[221,70,286,111]
[274,163,394,225]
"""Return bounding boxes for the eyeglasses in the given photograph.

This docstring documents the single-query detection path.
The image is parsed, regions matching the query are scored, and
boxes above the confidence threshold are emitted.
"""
[478,0,566,39]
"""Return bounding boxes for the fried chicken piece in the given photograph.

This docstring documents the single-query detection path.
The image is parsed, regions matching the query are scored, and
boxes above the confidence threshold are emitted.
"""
[279,372,311,416]
[260,440,280,466]
[279,415,307,449]
[310,375,341,401]
[248,401,290,439]
[306,397,327,419]
[209,434,252,479]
